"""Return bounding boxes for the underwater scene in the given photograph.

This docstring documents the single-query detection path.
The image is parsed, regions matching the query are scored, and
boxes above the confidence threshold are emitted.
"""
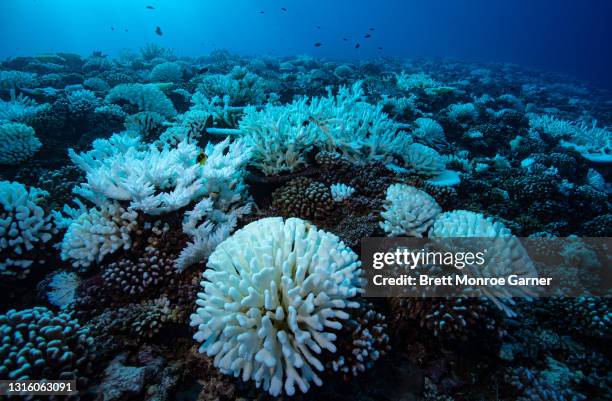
[0,0,611,400]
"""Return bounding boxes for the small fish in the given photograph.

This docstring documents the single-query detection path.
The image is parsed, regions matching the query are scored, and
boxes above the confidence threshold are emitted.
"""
[155,26,163,36]
[314,42,322,47]
[343,38,348,41]
[378,46,383,50]
[197,152,208,165]
[198,67,209,74]
[110,26,115,31]
[146,5,155,9]
[364,33,371,38]
[259,10,264,14]
[316,26,321,29]
[369,28,375,31]
[124,29,128,32]
[281,7,287,11]
[355,43,360,48]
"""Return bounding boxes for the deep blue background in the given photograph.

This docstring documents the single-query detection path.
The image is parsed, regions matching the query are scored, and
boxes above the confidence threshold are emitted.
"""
[1,0,611,88]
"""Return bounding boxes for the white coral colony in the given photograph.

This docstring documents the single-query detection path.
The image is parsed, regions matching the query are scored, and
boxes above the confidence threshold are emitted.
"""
[190,217,363,396]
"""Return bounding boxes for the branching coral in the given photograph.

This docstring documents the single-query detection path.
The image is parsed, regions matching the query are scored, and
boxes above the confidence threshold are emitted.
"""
[190,217,363,396]
[380,184,441,237]
[240,81,408,174]
[0,122,42,164]
[57,131,251,269]
[0,90,50,123]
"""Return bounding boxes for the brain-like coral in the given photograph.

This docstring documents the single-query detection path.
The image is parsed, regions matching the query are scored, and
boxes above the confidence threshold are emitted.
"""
[0,181,54,276]
[0,307,95,383]
[0,122,41,164]
[380,184,441,237]
[272,177,334,221]
[190,217,363,396]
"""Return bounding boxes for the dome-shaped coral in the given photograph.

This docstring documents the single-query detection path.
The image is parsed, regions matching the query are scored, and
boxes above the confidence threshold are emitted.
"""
[190,217,363,396]
[0,180,54,276]
[380,184,441,237]
[403,143,446,177]
[428,210,512,237]
[0,122,41,164]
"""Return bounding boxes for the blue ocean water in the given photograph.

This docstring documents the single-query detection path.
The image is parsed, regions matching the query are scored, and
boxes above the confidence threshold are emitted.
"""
[1,0,612,88]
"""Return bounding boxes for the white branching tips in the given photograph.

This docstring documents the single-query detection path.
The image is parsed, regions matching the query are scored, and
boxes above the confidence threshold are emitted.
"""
[380,184,441,237]
[190,217,363,396]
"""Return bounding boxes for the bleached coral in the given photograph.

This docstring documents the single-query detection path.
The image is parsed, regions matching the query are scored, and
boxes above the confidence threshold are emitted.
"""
[330,183,355,202]
[428,210,511,238]
[59,131,251,268]
[240,81,407,174]
[412,117,446,148]
[57,201,138,269]
[448,102,478,122]
[149,61,184,82]
[529,115,612,162]
[190,217,363,396]
[0,70,36,90]
[380,184,441,237]
[68,133,248,215]
[0,181,53,275]
[47,271,80,309]
[0,90,50,123]
[105,83,177,118]
[198,65,267,105]
[0,122,42,164]
[403,143,446,177]
[428,210,535,316]
[396,72,440,91]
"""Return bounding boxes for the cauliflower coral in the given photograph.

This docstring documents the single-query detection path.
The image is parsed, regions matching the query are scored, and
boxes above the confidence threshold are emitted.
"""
[380,184,441,237]
[190,217,363,396]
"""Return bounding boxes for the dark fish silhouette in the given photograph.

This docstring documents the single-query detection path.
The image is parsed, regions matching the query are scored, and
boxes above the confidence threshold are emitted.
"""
[198,67,209,73]
[146,5,155,9]
[155,26,163,36]
[110,26,115,31]
[314,42,322,47]
[355,43,360,48]
[369,28,375,31]
[281,7,287,11]
[364,33,371,38]
[343,38,348,41]
[124,29,128,32]
[378,47,383,50]
[259,10,264,14]
[316,26,321,29]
